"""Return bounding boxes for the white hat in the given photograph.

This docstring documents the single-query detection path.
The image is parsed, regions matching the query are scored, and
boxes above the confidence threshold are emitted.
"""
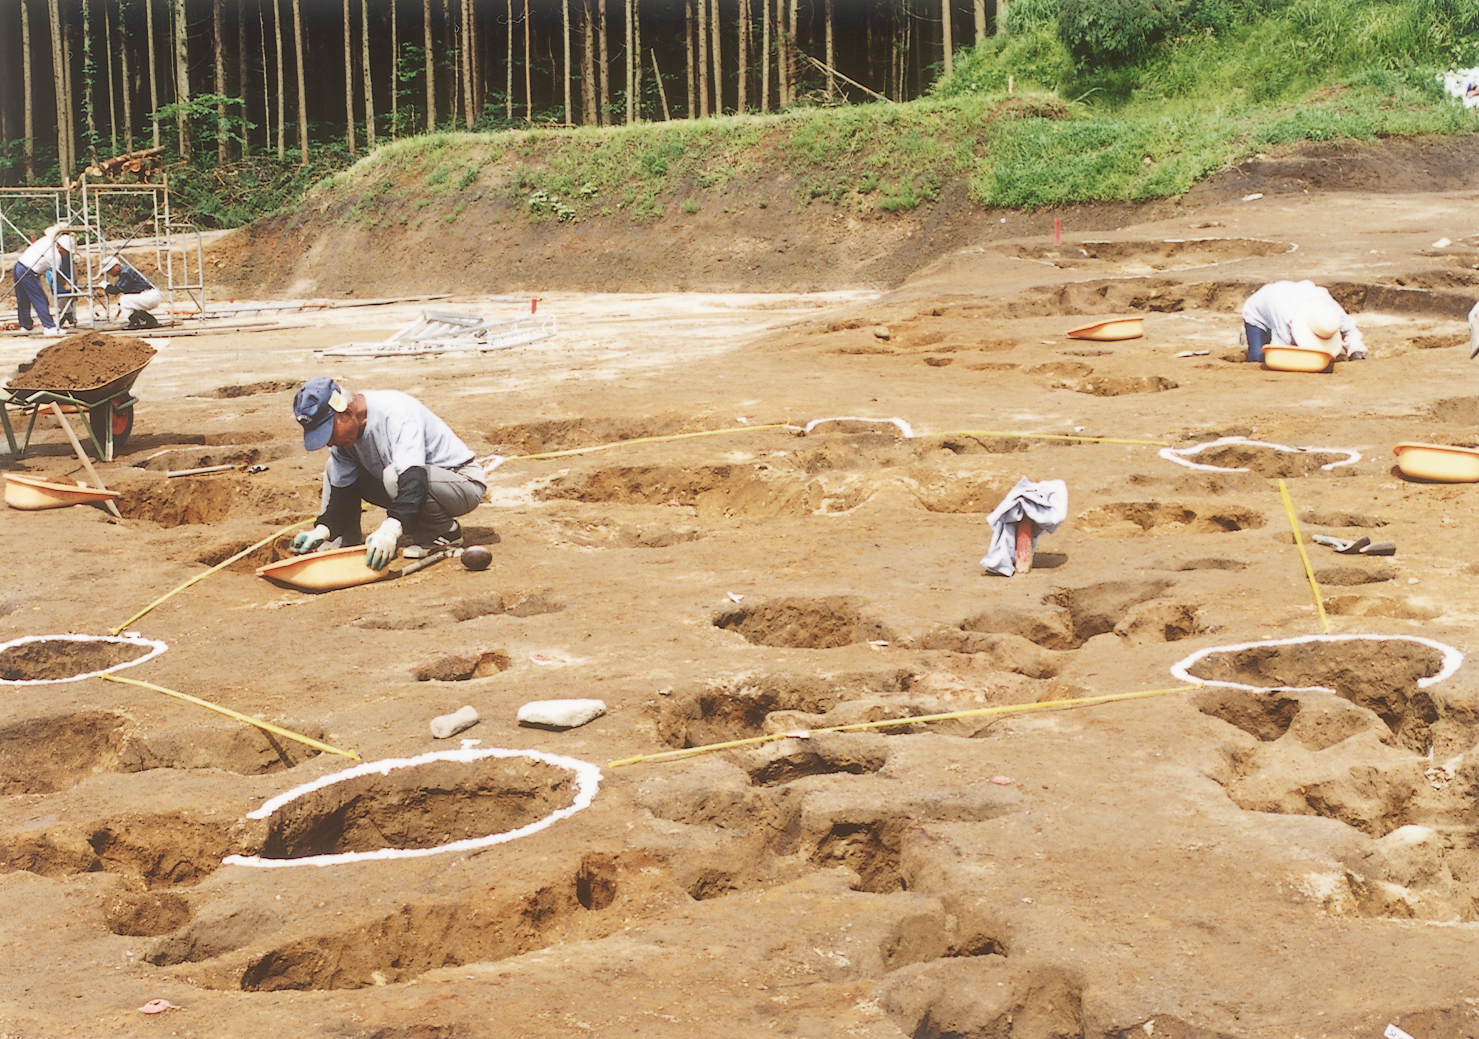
[102,256,122,271]
[55,233,74,252]
[1291,299,1344,353]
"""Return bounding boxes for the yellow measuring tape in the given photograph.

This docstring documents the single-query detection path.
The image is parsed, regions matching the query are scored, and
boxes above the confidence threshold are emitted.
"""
[112,517,313,635]
[99,672,360,761]
[1277,478,1331,634]
[608,685,1200,768]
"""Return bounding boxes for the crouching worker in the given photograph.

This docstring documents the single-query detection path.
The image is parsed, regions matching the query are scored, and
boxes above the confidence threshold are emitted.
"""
[102,256,163,329]
[290,378,488,568]
[1241,280,1367,363]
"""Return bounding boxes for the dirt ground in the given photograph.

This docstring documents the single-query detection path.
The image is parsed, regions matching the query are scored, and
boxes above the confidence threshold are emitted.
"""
[3,139,1479,1038]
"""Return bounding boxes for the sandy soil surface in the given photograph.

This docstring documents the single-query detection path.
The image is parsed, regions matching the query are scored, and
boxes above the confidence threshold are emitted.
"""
[3,165,1479,1039]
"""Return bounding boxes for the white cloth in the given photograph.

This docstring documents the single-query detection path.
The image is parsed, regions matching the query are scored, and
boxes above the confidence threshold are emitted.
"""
[1241,280,1366,357]
[1442,68,1479,108]
[15,230,61,275]
[980,477,1068,576]
[324,389,476,489]
[118,286,163,317]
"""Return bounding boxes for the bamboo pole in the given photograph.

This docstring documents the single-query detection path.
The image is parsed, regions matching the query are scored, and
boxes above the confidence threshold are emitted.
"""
[111,518,313,635]
[49,404,122,519]
[651,48,670,120]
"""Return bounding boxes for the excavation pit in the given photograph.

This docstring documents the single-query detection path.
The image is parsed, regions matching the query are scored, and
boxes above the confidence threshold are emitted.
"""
[714,597,893,649]
[537,464,861,519]
[961,578,1199,650]
[1079,501,1265,536]
[998,237,1293,274]
[657,670,914,747]
[1160,437,1360,477]
[0,634,167,684]
[1173,635,1461,751]
[225,748,602,868]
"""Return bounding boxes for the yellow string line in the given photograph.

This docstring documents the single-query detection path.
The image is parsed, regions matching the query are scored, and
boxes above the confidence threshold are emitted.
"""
[607,685,1200,768]
[111,517,314,635]
[502,424,794,462]
[1277,478,1330,634]
[495,424,1171,466]
[99,673,360,761]
[948,430,1171,447]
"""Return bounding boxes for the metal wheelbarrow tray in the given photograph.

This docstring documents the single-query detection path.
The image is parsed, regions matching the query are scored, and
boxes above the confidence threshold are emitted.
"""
[1,358,151,462]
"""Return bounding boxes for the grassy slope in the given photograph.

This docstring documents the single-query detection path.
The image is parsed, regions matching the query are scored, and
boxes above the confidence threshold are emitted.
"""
[306,0,1479,228]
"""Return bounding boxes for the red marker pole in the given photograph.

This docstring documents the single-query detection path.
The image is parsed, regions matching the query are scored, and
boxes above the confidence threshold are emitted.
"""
[1054,217,1062,245]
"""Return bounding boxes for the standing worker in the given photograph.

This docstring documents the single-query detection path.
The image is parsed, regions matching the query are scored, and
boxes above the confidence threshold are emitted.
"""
[101,256,163,329]
[1241,280,1367,363]
[11,226,72,337]
[289,378,488,568]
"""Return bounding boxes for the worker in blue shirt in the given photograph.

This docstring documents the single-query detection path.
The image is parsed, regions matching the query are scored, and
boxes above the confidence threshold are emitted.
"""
[102,256,163,330]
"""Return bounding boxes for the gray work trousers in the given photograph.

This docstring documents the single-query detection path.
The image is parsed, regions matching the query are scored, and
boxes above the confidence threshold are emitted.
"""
[322,462,487,540]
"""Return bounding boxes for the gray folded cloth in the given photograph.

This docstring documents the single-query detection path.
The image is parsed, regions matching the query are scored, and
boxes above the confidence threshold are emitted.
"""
[981,477,1068,576]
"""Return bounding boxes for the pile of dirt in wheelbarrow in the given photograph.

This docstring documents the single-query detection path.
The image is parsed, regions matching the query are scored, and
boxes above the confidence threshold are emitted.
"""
[7,332,156,391]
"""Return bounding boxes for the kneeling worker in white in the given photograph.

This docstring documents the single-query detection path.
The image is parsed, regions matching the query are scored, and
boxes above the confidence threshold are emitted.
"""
[289,378,488,569]
[1241,280,1366,363]
[102,256,163,330]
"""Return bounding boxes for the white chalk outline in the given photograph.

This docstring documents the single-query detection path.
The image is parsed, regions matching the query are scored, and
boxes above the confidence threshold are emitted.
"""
[1159,436,1360,474]
[223,747,603,868]
[0,633,168,685]
[1170,634,1463,694]
[803,416,915,439]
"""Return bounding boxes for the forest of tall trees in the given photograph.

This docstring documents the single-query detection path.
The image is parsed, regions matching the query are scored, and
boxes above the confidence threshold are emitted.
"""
[0,0,1004,186]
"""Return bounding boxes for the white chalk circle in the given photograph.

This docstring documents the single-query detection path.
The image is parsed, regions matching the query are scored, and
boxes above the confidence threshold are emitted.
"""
[224,747,602,869]
[1171,634,1462,694]
[1159,436,1360,473]
[0,633,168,685]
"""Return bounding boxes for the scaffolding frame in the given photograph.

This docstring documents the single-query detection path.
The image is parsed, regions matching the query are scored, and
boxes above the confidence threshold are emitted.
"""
[0,176,204,328]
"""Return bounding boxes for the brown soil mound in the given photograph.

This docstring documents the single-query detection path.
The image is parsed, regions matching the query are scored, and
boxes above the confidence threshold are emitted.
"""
[8,332,156,391]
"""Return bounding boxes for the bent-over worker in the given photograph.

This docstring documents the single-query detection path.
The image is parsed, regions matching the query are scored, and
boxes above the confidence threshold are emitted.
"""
[11,227,72,337]
[1241,280,1366,363]
[289,378,488,569]
[102,256,163,329]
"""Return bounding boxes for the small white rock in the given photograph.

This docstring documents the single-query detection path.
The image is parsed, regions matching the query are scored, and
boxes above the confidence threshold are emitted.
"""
[430,705,480,739]
[518,698,607,730]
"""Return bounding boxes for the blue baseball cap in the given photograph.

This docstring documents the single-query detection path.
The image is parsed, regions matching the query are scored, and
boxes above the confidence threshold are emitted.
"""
[293,377,347,450]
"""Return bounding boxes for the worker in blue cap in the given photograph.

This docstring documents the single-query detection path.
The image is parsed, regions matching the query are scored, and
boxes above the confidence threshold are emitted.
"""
[289,378,487,569]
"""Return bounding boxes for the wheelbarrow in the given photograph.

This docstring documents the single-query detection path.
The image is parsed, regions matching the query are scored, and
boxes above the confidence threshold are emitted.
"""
[1,358,149,462]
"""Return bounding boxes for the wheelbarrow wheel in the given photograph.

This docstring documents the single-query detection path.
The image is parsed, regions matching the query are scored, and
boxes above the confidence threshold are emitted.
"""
[90,401,134,453]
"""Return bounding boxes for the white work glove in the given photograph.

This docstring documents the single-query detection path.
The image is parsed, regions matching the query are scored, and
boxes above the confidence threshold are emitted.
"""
[290,524,330,555]
[364,518,402,571]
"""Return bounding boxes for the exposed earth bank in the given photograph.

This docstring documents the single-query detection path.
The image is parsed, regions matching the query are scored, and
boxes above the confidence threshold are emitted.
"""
[207,135,1479,299]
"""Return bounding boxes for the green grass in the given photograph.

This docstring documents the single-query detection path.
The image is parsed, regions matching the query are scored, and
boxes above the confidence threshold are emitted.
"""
[302,0,1479,223]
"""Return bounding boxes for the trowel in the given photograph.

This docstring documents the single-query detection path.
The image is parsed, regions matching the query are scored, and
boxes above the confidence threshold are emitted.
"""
[1311,534,1396,556]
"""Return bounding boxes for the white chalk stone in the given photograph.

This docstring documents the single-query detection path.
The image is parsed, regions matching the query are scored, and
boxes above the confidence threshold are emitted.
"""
[430,705,480,739]
[518,698,607,730]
